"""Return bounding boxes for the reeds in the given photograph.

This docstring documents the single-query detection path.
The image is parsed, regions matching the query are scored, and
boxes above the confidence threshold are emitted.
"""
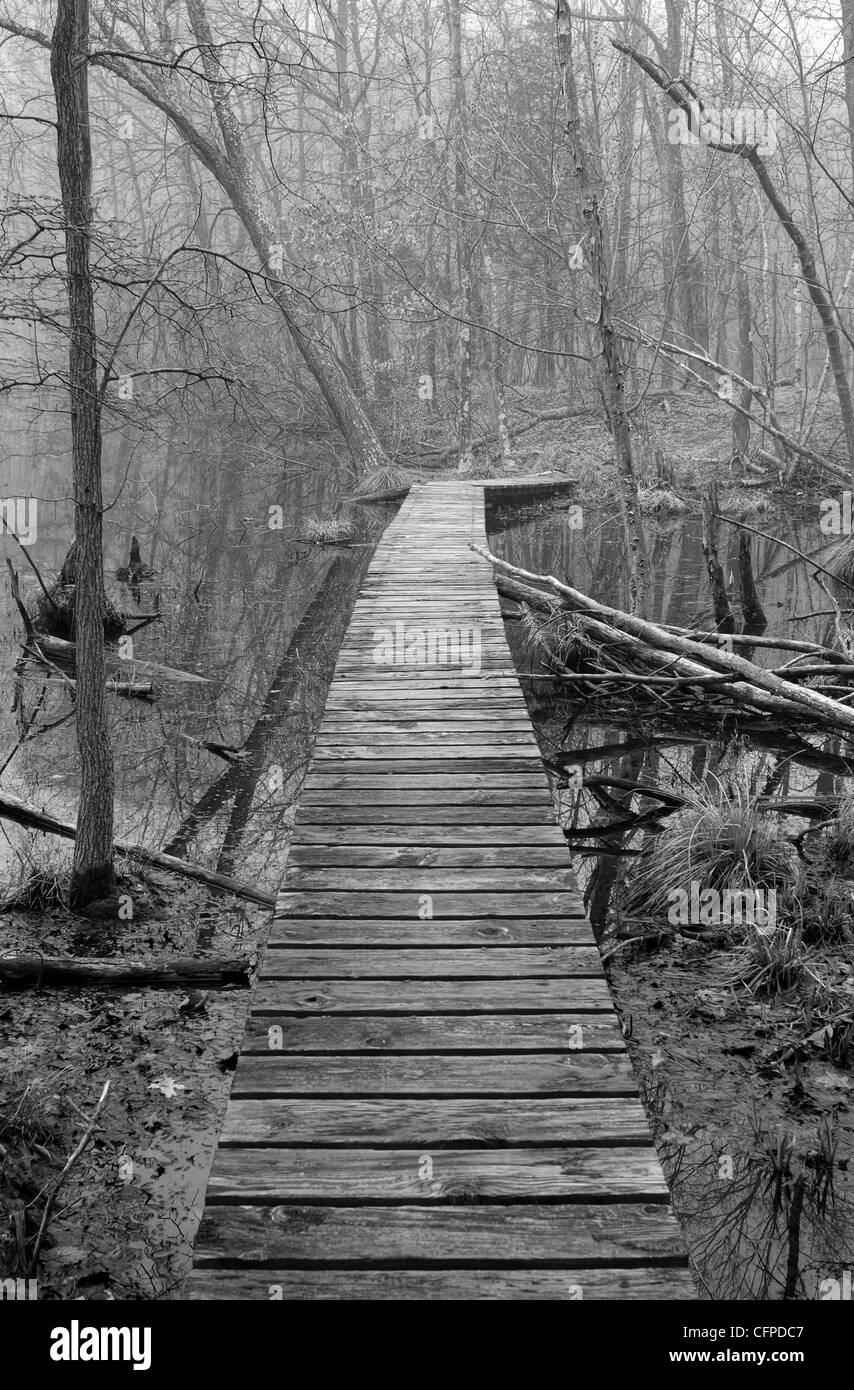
[633,774,794,918]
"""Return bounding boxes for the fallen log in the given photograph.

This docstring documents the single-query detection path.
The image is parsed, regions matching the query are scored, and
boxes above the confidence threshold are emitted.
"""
[6,564,207,687]
[659,626,843,659]
[352,484,411,506]
[0,791,275,906]
[519,671,738,685]
[26,631,210,686]
[477,545,854,739]
[0,953,252,989]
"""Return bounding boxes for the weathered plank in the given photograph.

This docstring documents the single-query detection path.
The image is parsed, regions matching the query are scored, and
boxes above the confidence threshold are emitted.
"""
[230,1052,637,1095]
[186,1267,696,1300]
[260,947,603,977]
[205,1147,670,1201]
[192,1203,688,1266]
[285,845,568,865]
[289,826,568,846]
[274,891,585,917]
[294,805,557,823]
[280,869,579,893]
[252,978,615,1013]
[268,917,594,944]
[242,1012,622,1052]
[219,1097,648,1144]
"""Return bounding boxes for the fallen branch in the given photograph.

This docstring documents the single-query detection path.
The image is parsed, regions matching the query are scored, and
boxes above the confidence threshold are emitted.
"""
[0,954,252,989]
[475,544,854,738]
[27,1080,111,1274]
[352,484,411,505]
[0,791,274,906]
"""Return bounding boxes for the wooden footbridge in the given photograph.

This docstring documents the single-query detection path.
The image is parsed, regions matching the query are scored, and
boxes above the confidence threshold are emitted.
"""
[188,480,693,1300]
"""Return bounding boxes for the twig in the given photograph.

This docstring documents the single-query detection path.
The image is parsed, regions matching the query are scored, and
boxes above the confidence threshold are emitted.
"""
[1,530,60,611]
[27,1080,111,1273]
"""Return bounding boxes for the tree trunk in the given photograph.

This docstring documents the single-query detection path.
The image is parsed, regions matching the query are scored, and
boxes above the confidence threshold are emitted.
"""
[50,0,116,910]
[483,252,514,467]
[841,0,854,190]
[556,0,649,615]
[701,482,736,633]
[0,954,251,989]
[448,0,475,473]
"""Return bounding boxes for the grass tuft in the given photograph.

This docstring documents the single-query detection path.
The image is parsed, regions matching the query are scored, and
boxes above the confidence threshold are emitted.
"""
[633,775,794,922]
[638,485,686,515]
[301,513,358,545]
[350,464,411,497]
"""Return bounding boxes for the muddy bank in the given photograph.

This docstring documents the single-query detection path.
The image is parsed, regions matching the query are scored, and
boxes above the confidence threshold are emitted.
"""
[0,867,263,1298]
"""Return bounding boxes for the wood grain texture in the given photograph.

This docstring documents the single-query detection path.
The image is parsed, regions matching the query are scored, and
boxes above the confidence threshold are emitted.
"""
[260,946,603,977]
[186,1267,696,1300]
[230,1052,639,1096]
[241,1011,624,1051]
[219,1097,649,1144]
[252,978,615,1012]
[205,1146,670,1201]
[192,1202,688,1265]
[268,916,591,943]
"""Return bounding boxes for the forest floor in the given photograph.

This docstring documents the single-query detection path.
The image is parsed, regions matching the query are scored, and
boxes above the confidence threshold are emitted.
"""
[0,866,263,1299]
[607,932,854,1299]
[458,380,846,512]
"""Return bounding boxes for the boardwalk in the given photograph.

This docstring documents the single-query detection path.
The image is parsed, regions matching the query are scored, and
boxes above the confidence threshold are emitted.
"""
[188,481,693,1300]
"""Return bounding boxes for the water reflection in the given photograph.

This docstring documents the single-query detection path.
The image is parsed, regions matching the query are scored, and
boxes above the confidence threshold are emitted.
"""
[1,411,388,894]
[490,495,854,1301]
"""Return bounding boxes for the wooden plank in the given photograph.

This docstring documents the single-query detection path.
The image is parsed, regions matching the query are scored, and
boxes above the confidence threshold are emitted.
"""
[230,1053,636,1095]
[289,826,567,846]
[296,759,546,775]
[219,1097,648,1144]
[268,918,594,945]
[316,727,535,737]
[260,946,603,977]
[252,979,613,1013]
[205,1147,670,1201]
[315,731,536,744]
[192,1203,687,1266]
[294,806,558,823]
[322,706,532,717]
[274,891,584,917]
[243,1011,623,1051]
[300,774,549,788]
[286,846,568,866]
[313,744,543,759]
[280,870,578,893]
[186,1267,697,1300]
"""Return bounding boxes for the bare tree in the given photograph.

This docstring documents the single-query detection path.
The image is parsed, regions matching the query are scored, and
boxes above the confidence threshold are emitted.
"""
[2,1,391,477]
[617,35,854,490]
[557,0,649,615]
[50,0,116,909]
